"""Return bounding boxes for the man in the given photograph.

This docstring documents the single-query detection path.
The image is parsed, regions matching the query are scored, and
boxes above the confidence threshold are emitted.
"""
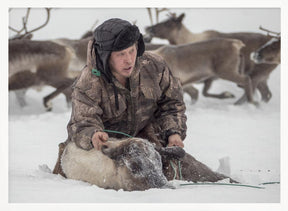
[53,18,232,184]
[67,18,187,151]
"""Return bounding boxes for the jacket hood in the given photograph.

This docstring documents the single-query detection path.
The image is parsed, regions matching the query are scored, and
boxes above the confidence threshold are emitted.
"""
[86,39,97,71]
[92,18,145,81]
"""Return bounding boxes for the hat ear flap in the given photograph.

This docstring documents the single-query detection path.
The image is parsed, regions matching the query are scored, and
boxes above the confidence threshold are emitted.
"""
[93,42,111,80]
[137,34,145,57]
[94,45,104,72]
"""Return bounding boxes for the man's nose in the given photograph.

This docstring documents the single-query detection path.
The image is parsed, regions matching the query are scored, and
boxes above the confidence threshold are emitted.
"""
[125,54,133,64]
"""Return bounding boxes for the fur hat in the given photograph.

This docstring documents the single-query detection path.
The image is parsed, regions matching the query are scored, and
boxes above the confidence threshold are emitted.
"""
[93,18,145,79]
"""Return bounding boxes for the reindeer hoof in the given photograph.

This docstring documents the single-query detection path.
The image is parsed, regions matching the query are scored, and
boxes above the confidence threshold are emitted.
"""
[220,91,235,98]
[44,101,53,111]
[252,101,260,107]
[234,98,245,105]
[158,146,186,159]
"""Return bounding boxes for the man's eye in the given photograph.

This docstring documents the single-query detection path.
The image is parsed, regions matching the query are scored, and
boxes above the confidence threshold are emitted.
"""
[117,52,125,57]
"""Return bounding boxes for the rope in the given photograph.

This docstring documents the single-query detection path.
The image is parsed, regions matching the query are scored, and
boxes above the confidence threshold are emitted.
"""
[169,160,279,190]
[179,182,265,189]
[103,129,133,138]
[169,160,177,180]
[170,160,183,180]
[259,182,280,185]
[178,160,183,180]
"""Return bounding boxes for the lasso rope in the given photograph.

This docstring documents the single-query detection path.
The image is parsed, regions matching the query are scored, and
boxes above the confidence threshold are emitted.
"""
[103,129,133,138]
[179,182,265,189]
[170,160,183,180]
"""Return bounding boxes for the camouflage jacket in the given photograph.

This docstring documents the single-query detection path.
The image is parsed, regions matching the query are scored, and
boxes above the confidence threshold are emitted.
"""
[66,40,187,150]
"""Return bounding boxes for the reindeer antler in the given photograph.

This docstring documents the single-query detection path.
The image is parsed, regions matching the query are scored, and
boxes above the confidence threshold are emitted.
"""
[155,8,169,23]
[147,8,170,25]
[147,8,153,25]
[9,8,31,35]
[167,12,177,19]
[259,25,280,37]
[90,19,99,31]
[9,8,52,39]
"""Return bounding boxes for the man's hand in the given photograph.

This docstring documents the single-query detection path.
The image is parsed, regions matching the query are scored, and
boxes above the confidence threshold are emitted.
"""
[167,133,184,148]
[92,131,109,150]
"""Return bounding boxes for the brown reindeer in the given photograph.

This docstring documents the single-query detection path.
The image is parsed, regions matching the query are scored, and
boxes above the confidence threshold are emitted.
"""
[9,31,163,111]
[145,13,279,104]
[9,8,77,110]
[9,39,75,110]
[148,38,258,105]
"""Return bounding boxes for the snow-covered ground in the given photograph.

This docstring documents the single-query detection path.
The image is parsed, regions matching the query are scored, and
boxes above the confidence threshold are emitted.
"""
[8,66,281,203]
[4,6,287,210]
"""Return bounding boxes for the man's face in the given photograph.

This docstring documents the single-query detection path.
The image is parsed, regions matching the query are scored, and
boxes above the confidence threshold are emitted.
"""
[109,44,137,82]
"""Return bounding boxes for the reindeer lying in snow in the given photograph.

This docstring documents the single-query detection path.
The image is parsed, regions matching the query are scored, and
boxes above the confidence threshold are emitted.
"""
[149,38,259,105]
[57,136,235,191]
[61,138,169,191]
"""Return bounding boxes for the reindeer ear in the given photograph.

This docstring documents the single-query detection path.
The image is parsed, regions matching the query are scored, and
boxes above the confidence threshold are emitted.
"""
[101,143,124,160]
[177,13,185,23]
[127,158,143,174]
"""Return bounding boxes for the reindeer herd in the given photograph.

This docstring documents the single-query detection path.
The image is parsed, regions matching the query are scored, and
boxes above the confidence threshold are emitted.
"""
[9,8,280,110]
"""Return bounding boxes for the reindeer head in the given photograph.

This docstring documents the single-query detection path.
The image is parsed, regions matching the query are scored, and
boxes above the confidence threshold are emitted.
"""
[251,26,281,64]
[101,137,168,189]
[145,13,185,42]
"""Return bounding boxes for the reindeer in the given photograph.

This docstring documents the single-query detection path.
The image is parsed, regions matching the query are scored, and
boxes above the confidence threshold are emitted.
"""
[148,38,258,105]
[9,8,76,110]
[145,13,280,104]
[59,136,235,191]
[9,9,164,110]
[251,27,280,65]
[61,138,170,191]
[9,39,75,110]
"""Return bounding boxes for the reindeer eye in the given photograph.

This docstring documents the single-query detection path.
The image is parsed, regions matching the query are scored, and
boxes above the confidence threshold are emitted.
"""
[101,145,108,150]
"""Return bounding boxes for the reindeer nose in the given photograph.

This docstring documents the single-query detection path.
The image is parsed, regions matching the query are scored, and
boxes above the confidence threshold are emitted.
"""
[145,26,154,34]
[250,52,261,63]
[143,33,153,43]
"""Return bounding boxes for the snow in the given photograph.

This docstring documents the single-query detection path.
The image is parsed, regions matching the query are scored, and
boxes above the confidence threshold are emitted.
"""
[8,69,281,203]
[3,5,288,211]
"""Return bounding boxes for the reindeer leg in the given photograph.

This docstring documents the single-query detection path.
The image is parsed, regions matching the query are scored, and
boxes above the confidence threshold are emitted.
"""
[234,93,247,105]
[14,89,27,107]
[52,142,67,178]
[236,63,277,104]
[43,84,70,111]
[219,72,258,106]
[257,80,272,102]
[202,78,235,99]
[9,71,39,107]
[182,84,199,103]
[41,76,74,111]
[162,152,237,183]
[234,75,256,105]
[137,121,237,183]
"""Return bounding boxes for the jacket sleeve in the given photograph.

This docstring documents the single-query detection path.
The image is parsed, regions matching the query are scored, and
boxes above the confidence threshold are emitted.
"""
[67,83,104,150]
[156,65,187,143]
